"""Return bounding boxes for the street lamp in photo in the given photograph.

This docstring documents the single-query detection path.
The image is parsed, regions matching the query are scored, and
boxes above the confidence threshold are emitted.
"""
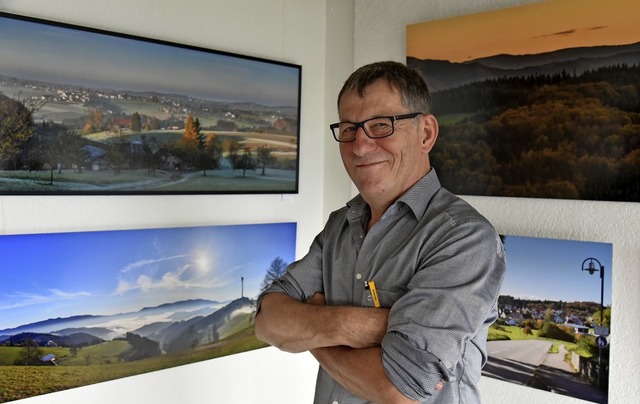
[580,257,606,389]
[581,257,605,327]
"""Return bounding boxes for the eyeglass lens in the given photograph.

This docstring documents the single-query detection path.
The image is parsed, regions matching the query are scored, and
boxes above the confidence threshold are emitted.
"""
[337,117,394,141]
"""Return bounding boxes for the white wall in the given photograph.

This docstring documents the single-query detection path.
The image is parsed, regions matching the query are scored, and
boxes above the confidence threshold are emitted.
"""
[352,1,640,403]
[0,0,325,402]
[0,0,638,403]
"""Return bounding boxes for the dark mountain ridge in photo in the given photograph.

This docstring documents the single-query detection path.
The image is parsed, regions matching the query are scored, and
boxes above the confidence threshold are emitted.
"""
[0,298,222,337]
[0,297,256,357]
[1,331,104,347]
[408,41,640,91]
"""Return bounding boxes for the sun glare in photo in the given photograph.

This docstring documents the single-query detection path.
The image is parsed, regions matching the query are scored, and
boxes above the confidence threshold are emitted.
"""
[193,250,213,274]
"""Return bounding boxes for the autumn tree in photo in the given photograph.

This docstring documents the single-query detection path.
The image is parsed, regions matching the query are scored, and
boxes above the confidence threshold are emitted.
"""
[177,114,209,172]
[83,109,105,135]
[201,133,222,175]
[430,64,640,201]
[181,114,200,151]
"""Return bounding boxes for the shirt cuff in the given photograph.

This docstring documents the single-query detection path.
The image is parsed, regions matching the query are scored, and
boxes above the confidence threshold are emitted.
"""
[381,331,454,400]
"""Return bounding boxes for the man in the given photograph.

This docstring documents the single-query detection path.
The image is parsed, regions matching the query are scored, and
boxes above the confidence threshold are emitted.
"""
[255,61,505,403]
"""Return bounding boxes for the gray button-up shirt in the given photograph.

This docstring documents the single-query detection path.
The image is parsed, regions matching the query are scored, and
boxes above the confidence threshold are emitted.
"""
[260,170,506,403]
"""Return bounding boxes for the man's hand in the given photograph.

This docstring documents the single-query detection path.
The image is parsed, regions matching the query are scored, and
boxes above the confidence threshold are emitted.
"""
[307,292,326,306]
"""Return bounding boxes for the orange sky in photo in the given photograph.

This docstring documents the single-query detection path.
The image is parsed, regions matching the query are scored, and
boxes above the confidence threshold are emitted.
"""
[407,0,640,62]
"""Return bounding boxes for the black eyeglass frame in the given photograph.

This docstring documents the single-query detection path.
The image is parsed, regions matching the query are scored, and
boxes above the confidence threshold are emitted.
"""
[329,112,424,142]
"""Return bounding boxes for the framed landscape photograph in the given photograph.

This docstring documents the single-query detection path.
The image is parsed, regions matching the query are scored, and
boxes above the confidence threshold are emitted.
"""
[0,222,297,402]
[407,0,640,202]
[0,12,301,195]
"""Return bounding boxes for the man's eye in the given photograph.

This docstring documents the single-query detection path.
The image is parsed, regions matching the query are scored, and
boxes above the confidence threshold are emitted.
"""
[370,122,390,130]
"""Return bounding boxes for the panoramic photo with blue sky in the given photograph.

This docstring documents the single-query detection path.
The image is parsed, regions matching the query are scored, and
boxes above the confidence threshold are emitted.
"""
[0,222,297,331]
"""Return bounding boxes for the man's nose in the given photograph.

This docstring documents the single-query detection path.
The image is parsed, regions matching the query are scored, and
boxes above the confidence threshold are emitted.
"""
[350,127,376,155]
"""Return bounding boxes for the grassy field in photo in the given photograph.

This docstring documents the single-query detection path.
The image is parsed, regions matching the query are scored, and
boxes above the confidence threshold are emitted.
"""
[0,166,296,193]
[0,322,267,403]
[0,125,297,193]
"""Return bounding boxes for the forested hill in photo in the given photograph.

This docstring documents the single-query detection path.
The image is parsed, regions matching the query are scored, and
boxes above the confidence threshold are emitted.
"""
[408,42,640,202]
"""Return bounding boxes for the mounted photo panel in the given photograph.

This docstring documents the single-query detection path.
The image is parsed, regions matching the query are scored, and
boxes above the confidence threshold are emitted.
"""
[407,0,640,202]
[0,222,297,402]
[486,234,612,404]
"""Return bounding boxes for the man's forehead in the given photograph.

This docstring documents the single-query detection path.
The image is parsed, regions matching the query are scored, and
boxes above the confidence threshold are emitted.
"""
[338,79,401,110]
[350,78,395,97]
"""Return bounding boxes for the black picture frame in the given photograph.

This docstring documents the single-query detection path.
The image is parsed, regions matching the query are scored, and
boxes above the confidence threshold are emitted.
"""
[0,12,301,195]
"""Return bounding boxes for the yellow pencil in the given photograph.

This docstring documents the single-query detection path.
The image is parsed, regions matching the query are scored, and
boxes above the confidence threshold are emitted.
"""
[367,280,380,308]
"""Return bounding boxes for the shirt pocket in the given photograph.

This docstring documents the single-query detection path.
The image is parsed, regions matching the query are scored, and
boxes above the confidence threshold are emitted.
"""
[362,285,405,308]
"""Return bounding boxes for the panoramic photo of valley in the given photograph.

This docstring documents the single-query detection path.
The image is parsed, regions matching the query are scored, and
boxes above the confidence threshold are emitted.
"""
[0,223,297,402]
[0,13,301,194]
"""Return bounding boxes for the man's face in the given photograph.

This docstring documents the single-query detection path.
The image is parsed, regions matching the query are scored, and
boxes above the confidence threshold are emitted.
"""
[338,79,436,207]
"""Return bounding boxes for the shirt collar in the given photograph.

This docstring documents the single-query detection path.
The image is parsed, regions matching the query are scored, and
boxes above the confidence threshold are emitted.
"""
[396,168,442,219]
[346,169,442,221]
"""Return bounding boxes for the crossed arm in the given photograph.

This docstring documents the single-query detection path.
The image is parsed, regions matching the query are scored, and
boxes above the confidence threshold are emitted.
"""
[254,292,420,403]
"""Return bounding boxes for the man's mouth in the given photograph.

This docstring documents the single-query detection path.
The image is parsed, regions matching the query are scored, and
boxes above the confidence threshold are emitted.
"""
[355,160,382,168]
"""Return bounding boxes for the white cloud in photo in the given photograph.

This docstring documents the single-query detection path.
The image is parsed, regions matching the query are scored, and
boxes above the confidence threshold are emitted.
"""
[0,289,92,311]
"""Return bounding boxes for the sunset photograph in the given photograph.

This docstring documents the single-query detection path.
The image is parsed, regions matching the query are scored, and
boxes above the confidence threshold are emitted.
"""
[407,0,640,202]
[407,0,640,63]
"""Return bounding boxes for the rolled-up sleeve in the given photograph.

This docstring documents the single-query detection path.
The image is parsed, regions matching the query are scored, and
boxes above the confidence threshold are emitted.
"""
[381,218,506,401]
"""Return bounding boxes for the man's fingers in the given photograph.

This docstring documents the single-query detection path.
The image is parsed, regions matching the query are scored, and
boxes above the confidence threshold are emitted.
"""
[307,292,326,306]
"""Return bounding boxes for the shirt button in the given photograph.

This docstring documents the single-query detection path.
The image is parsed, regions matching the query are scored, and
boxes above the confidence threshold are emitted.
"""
[356,273,362,280]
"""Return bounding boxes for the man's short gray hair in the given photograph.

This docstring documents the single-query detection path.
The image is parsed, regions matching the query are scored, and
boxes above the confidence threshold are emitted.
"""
[337,61,433,114]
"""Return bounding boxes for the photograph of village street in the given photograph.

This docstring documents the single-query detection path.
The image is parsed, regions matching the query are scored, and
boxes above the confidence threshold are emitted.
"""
[485,235,612,403]
[0,223,297,402]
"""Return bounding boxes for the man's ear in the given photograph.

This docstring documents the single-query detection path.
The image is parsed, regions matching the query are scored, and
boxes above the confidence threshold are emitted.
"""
[420,114,439,153]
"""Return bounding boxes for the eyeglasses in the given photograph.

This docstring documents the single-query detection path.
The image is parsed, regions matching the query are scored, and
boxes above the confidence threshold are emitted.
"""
[329,112,424,143]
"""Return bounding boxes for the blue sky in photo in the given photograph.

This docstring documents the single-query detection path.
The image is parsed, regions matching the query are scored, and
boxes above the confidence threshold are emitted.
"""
[0,15,300,106]
[500,235,612,306]
[0,223,297,330]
